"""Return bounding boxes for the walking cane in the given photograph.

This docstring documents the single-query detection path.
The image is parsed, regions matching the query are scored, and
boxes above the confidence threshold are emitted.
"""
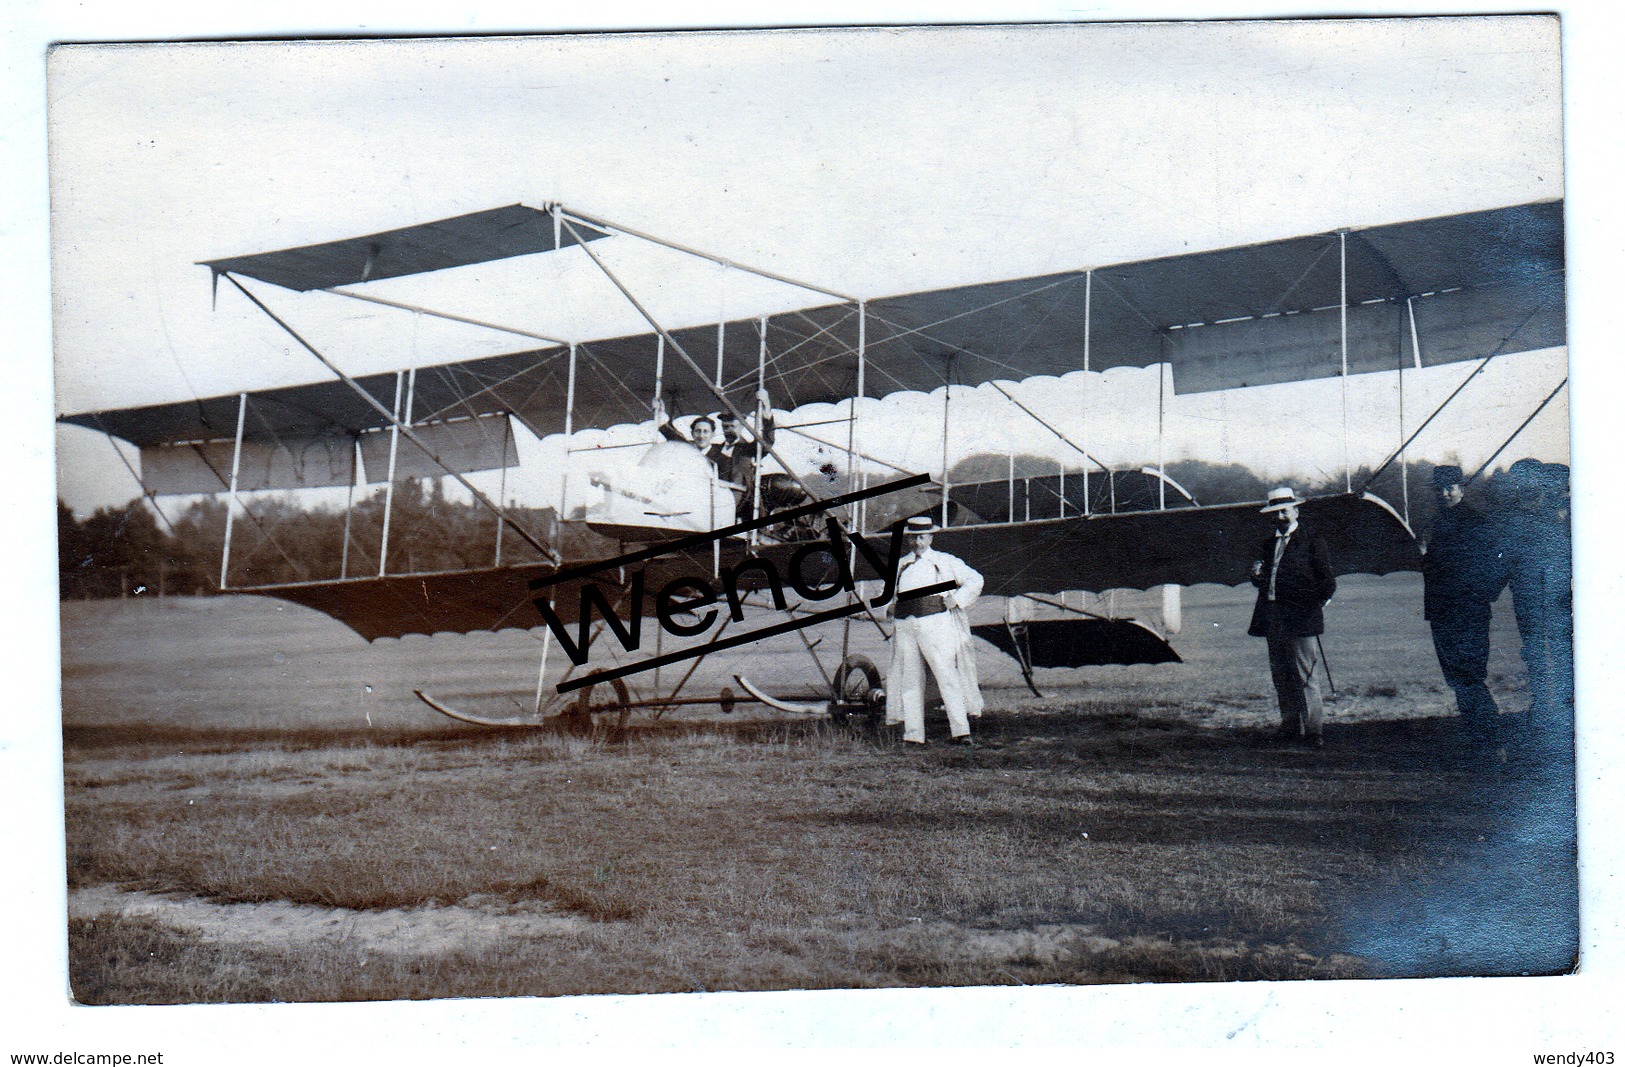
[1316,635,1338,698]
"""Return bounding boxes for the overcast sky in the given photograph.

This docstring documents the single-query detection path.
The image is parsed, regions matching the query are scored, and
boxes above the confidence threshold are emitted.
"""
[50,18,1565,515]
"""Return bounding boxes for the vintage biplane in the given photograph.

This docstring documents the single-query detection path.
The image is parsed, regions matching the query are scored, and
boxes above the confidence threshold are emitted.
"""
[60,198,1565,727]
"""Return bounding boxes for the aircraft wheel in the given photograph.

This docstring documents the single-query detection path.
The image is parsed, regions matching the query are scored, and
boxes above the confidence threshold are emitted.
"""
[565,677,632,736]
[833,654,885,728]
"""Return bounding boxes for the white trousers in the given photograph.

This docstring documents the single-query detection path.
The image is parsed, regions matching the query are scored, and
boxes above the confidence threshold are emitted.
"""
[887,612,976,743]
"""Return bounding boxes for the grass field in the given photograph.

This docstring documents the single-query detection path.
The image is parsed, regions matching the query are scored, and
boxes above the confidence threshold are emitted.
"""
[59,575,1578,1003]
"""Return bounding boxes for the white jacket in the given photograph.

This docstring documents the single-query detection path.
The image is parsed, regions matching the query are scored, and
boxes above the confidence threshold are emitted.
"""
[896,548,983,611]
[894,547,985,716]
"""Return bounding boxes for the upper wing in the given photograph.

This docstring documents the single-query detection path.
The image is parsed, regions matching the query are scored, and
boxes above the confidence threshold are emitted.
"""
[62,199,1563,483]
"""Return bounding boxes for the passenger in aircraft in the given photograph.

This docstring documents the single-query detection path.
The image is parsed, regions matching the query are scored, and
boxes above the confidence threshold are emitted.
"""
[652,396,720,459]
[654,389,777,520]
[1420,464,1509,747]
[1248,487,1337,748]
[1500,458,1573,753]
[714,388,775,520]
[886,515,985,746]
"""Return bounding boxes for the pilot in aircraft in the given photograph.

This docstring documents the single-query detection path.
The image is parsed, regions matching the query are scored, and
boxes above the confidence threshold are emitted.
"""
[714,389,775,521]
[886,515,986,746]
[585,399,735,535]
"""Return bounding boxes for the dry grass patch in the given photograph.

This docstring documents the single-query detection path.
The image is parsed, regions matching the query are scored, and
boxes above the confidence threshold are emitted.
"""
[64,703,1573,1002]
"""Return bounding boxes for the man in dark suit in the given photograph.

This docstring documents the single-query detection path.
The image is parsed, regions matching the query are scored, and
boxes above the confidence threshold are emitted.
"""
[1421,464,1509,745]
[714,388,775,521]
[1249,486,1338,746]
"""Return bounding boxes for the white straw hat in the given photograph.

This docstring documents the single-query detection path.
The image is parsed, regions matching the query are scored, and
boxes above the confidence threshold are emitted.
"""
[1260,486,1306,513]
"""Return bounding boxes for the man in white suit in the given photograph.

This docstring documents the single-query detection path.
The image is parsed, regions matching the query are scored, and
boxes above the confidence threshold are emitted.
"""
[886,516,985,746]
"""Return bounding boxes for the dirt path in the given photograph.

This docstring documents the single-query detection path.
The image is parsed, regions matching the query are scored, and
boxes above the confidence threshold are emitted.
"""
[69,884,585,956]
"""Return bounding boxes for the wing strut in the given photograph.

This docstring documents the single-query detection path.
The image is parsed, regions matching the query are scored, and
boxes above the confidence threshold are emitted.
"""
[219,273,560,566]
[220,393,246,589]
[563,206,857,304]
[1401,296,1418,525]
[561,343,577,517]
[1467,378,1569,485]
[1340,230,1352,493]
[558,212,892,636]
[378,369,409,575]
[1158,362,1167,510]
[494,414,511,565]
[1083,269,1091,512]
[1360,293,1560,495]
[939,354,953,527]
[340,436,359,578]
[839,301,867,665]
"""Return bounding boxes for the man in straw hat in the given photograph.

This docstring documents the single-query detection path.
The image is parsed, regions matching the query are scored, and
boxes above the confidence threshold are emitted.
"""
[1421,464,1508,747]
[1248,487,1337,747]
[886,515,985,746]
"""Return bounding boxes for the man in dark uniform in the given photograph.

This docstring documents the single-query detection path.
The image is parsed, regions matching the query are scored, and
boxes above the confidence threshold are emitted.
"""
[1249,487,1338,746]
[1421,464,1509,745]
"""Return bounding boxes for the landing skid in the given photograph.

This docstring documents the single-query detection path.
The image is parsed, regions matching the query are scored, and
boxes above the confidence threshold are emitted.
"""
[414,689,541,728]
[415,676,633,730]
[735,654,887,729]
[732,675,828,715]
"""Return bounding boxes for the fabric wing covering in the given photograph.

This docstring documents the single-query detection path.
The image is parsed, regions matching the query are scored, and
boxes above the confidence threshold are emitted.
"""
[255,545,738,643]
[137,413,517,495]
[199,205,610,291]
[61,200,1563,455]
[932,492,1418,598]
[254,492,1416,641]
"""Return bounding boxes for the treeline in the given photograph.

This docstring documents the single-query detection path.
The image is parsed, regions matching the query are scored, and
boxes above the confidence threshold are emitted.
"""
[58,498,177,600]
[1166,457,1445,513]
[56,456,1492,600]
[58,481,561,600]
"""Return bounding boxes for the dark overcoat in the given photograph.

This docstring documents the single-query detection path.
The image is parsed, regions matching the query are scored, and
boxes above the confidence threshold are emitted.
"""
[1422,503,1508,625]
[1248,526,1337,638]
